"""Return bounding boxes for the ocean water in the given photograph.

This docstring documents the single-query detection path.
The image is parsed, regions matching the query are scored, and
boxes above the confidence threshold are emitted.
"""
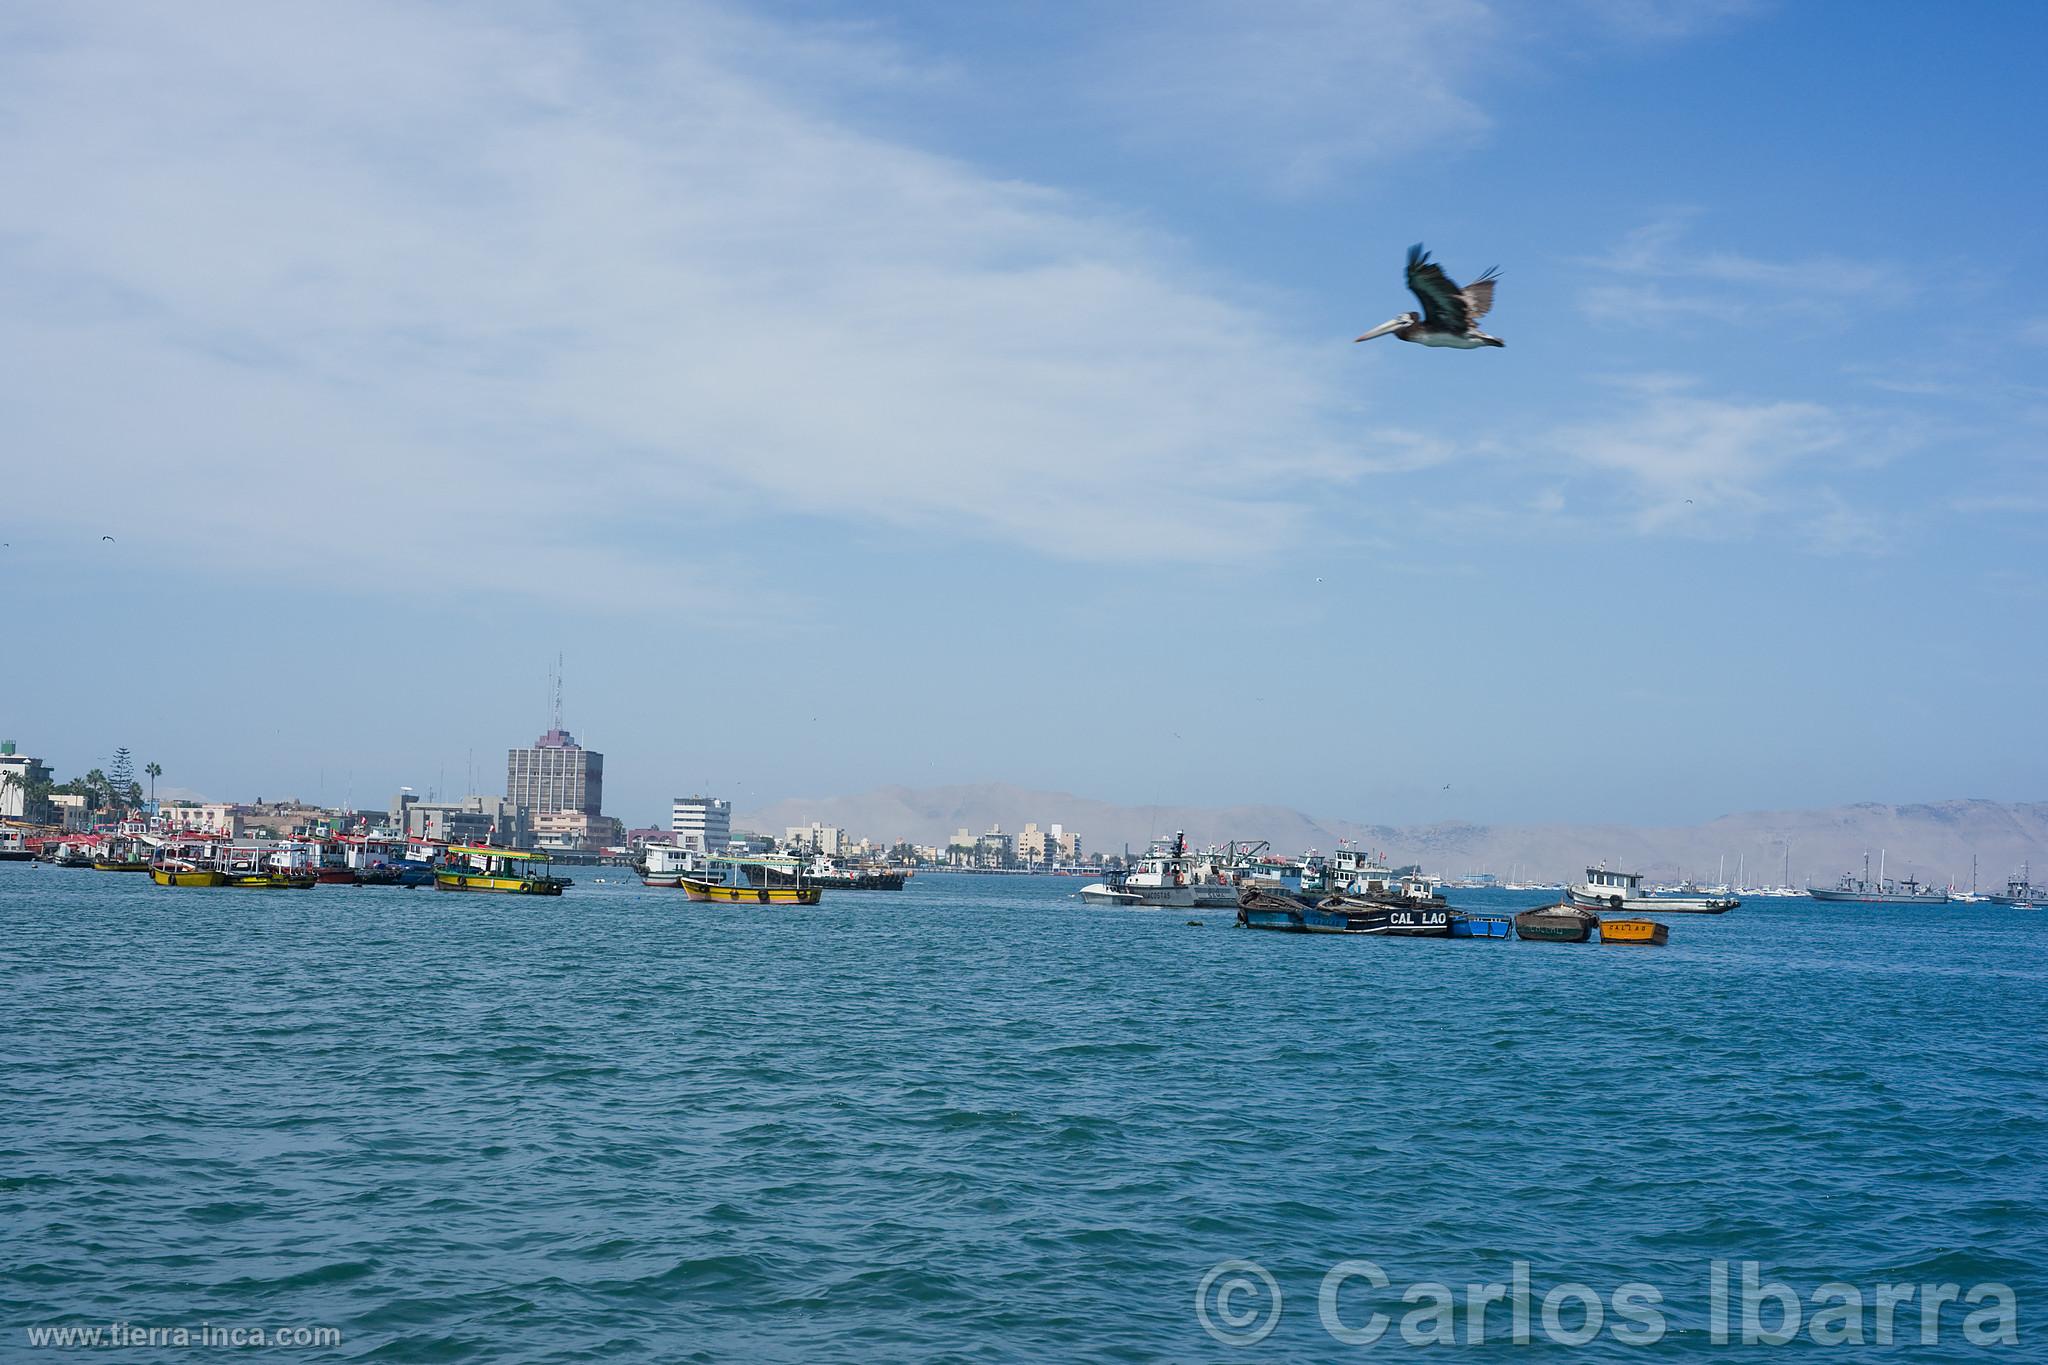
[3,864,2042,1360]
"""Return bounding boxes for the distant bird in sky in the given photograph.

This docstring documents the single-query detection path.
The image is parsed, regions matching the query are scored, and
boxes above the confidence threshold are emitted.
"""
[1442,784,1452,790]
[101,535,115,541]
[1355,244,1503,349]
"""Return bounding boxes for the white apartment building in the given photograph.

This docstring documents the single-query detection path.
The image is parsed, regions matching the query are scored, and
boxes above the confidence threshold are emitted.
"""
[784,823,843,855]
[672,796,733,853]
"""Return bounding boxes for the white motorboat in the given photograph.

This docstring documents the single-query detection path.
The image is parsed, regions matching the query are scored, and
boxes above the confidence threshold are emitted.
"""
[641,842,702,887]
[1078,831,1235,908]
[1567,865,1739,914]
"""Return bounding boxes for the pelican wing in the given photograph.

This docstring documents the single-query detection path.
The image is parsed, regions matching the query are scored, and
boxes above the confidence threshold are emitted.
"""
[1404,244,1472,332]
[1461,268,1500,322]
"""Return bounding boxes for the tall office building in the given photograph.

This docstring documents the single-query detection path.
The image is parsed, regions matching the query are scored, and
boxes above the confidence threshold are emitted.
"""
[506,727,604,817]
[671,796,732,853]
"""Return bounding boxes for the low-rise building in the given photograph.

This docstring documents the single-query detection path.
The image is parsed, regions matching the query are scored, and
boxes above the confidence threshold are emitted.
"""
[784,823,844,855]
[47,793,92,832]
[0,743,53,822]
[158,802,246,837]
[535,810,625,853]
[672,796,733,853]
[397,794,532,848]
[975,826,1015,869]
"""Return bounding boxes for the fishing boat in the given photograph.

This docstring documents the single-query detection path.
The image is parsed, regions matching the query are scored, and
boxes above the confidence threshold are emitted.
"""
[91,836,154,872]
[393,838,445,887]
[211,844,311,888]
[679,854,820,905]
[640,843,701,888]
[1984,863,2040,909]
[1315,897,1454,936]
[150,843,227,888]
[1448,913,1513,939]
[804,855,907,891]
[1806,851,1949,904]
[1077,832,1236,908]
[1567,865,1737,913]
[1235,883,1347,933]
[1513,904,1598,943]
[0,829,34,863]
[1077,873,1144,906]
[1599,918,1670,946]
[433,845,568,896]
[311,841,360,885]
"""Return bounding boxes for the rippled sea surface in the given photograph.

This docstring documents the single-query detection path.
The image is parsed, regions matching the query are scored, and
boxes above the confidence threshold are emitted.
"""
[4,865,2044,1360]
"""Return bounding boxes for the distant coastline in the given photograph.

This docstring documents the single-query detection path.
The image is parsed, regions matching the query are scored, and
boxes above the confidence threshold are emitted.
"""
[739,784,2048,894]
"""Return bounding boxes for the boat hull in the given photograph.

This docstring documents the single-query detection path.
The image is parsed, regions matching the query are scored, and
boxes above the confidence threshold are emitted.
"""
[433,872,566,896]
[1514,906,1598,943]
[1319,900,1453,936]
[1078,883,1146,906]
[151,868,227,888]
[679,878,820,905]
[225,873,317,889]
[1567,890,1737,914]
[92,860,153,872]
[1806,887,1951,904]
[1449,914,1513,939]
[1237,903,1350,933]
[811,872,907,891]
[1599,918,1670,945]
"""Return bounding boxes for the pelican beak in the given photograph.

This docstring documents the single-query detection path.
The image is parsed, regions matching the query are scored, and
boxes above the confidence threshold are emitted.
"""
[1353,318,1402,342]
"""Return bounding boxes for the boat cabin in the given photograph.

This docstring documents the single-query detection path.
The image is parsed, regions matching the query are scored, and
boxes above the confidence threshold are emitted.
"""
[1582,866,1645,893]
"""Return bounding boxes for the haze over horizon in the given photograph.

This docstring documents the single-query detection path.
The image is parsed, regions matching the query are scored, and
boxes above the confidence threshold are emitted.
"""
[5,1,2045,829]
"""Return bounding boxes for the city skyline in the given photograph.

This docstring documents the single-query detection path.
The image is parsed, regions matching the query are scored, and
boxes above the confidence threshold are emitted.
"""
[4,2,2045,827]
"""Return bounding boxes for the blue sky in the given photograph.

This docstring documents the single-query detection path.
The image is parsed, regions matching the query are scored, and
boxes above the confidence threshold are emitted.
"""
[3,0,2044,829]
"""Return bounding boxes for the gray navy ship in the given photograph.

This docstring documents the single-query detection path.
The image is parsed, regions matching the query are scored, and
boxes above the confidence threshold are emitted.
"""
[1807,852,1950,904]
[1984,863,2039,908]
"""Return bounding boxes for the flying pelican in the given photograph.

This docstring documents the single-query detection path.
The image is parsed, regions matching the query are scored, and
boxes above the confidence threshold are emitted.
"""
[1355,244,1503,349]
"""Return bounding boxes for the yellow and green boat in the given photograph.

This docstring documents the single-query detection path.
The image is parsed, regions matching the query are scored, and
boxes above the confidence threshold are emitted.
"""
[434,846,568,896]
[680,855,821,906]
[224,870,318,889]
[151,863,228,888]
[94,837,153,872]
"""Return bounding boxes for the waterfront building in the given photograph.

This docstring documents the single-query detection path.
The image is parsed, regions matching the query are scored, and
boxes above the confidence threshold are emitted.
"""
[399,795,531,848]
[506,728,604,819]
[783,822,843,856]
[672,796,733,853]
[976,826,1015,870]
[158,802,246,838]
[534,810,625,853]
[1054,825,1082,863]
[237,800,336,839]
[0,742,53,821]
[47,793,91,832]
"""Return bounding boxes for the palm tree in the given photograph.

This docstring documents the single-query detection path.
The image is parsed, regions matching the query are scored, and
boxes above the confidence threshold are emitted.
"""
[145,762,162,806]
[83,768,110,817]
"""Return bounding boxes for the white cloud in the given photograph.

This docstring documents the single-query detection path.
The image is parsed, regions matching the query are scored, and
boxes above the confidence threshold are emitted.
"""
[1581,217,1909,328]
[1076,0,1499,192]
[1549,381,1857,530]
[0,0,1395,598]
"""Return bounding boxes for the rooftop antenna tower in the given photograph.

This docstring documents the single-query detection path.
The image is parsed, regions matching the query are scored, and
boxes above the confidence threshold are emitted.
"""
[553,650,564,733]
